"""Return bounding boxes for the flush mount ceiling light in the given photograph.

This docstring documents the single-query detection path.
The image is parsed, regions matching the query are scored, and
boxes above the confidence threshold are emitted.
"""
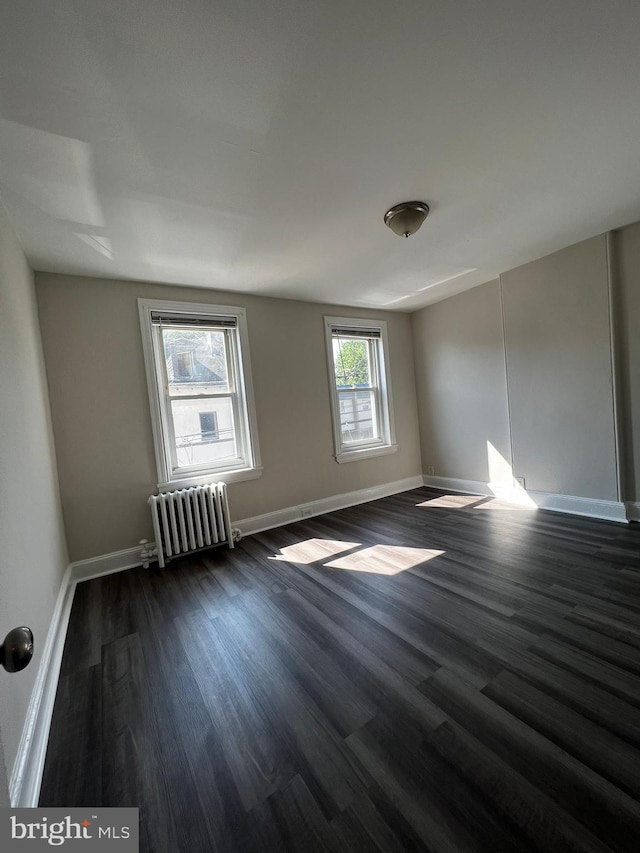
[384,201,430,238]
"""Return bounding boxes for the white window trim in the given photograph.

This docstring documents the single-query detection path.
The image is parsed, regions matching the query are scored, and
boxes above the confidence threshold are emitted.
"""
[138,298,262,491]
[324,316,397,464]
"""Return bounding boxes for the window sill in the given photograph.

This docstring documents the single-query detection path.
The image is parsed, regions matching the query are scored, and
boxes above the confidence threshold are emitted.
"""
[158,466,263,492]
[335,444,398,464]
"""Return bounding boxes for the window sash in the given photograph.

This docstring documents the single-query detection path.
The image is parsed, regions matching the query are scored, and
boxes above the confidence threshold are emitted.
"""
[165,391,244,476]
[337,387,381,445]
[332,335,376,389]
[159,325,236,400]
[331,333,385,450]
[155,324,247,477]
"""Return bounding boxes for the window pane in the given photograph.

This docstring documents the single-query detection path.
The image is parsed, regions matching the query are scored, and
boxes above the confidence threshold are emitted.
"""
[338,389,378,443]
[162,328,230,395]
[333,338,371,387]
[171,397,237,467]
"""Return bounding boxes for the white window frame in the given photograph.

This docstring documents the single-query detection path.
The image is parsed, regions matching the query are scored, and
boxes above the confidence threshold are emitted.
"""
[324,316,397,463]
[139,299,262,490]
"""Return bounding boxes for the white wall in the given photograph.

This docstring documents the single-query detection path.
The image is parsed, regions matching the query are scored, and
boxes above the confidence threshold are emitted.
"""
[0,206,68,797]
[614,223,640,505]
[0,739,9,807]
[35,273,422,562]
[501,235,618,500]
[411,280,511,484]
[412,233,633,507]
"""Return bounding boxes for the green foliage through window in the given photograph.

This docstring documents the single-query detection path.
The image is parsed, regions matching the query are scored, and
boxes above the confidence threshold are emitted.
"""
[333,339,370,387]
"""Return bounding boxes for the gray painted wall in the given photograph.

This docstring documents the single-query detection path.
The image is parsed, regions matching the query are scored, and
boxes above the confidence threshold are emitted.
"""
[501,235,618,500]
[412,234,626,504]
[0,738,9,807]
[35,274,422,562]
[411,280,511,484]
[614,223,640,503]
[0,207,68,796]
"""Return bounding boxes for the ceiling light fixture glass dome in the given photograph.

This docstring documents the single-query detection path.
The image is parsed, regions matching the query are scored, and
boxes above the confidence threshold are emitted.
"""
[384,201,430,238]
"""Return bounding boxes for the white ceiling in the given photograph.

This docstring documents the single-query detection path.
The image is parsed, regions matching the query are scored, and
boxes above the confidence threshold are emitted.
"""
[2,1,640,311]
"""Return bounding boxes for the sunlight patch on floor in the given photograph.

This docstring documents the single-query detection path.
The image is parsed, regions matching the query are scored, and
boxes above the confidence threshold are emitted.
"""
[417,494,485,509]
[269,538,360,565]
[417,492,537,512]
[325,545,445,576]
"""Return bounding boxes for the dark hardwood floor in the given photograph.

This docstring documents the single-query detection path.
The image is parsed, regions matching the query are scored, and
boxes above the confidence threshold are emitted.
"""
[40,488,640,852]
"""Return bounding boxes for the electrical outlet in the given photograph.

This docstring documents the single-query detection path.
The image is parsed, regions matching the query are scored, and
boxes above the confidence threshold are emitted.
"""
[427,465,435,476]
[300,505,313,518]
[514,476,526,489]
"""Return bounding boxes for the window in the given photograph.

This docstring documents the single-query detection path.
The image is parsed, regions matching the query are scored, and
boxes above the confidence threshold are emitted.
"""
[324,317,396,463]
[199,411,219,442]
[139,299,261,489]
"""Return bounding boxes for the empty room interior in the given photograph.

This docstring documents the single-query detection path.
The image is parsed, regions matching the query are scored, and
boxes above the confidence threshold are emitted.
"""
[2,1,640,850]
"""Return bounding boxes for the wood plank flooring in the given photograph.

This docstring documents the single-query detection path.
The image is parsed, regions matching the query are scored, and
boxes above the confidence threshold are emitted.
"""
[40,488,640,851]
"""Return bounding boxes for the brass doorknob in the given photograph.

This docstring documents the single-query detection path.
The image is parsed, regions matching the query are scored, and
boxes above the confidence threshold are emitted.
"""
[0,627,34,673]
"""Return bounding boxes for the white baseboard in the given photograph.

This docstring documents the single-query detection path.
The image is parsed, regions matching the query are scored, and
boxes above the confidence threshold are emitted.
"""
[66,476,425,581]
[422,475,628,523]
[422,475,493,498]
[530,492,628,523]
[235,475,425,536]
[70,545,146,583]
[9,566,76,807]
[626,501,640,522]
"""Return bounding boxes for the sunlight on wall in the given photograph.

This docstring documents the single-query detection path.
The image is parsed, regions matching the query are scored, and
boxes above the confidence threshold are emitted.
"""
[486,441,513,491]
[487,440,537,508]
[417,442,537,512]
[474,498,534,512]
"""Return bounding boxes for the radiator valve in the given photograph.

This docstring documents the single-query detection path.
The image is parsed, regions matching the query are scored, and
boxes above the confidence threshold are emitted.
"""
[139,539,157,569]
